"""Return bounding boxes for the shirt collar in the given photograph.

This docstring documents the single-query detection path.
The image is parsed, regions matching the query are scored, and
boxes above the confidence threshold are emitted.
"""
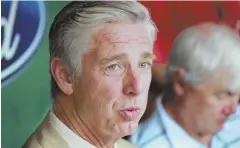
[156,98,206,148]
[49,111,118,148]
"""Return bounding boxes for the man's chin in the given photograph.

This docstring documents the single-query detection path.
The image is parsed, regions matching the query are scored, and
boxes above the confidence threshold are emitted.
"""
[209,124,224,134]
[117,121,139,136]
[215,124,224,132]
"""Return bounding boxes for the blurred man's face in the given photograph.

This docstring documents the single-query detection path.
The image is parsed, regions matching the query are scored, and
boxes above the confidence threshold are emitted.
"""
[178,72,239,134]
[73,22,154,138]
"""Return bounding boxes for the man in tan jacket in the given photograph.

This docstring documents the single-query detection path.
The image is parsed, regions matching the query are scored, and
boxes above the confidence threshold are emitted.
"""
[24,1,157,148]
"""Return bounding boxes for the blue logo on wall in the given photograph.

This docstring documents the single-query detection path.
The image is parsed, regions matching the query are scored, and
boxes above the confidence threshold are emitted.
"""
[1,1,46,86]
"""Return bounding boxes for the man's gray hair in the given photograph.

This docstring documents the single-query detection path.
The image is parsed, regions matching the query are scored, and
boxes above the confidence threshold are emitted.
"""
[165,22,240,93]
[49,1,157,99]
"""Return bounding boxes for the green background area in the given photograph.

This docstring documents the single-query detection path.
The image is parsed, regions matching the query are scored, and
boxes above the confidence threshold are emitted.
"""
[2,2,69,148]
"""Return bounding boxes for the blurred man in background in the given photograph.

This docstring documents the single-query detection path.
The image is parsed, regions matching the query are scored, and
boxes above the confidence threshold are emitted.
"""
[138,0,240,126]
[130,23,240,148]
[142,1,240,86]
[24,1,157,148]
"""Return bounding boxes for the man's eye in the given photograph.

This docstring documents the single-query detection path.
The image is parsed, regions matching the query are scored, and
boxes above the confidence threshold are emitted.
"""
[216,93,225,100]
[104,64,124,76]
[215,91,238,100]
[107,64,120,71]
[138,62,151,69]
[215,92,230,100]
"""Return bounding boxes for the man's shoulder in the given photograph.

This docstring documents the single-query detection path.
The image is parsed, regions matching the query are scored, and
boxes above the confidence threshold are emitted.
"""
[23,131,43,148]
[23,113,69,148]
[118,139,137,148]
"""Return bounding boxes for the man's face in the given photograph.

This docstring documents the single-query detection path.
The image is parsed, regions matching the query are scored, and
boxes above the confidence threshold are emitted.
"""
[179,73,240,135]
[73,22,154,137]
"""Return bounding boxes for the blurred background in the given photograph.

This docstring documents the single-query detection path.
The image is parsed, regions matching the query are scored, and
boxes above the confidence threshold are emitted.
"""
[1,1,239,148]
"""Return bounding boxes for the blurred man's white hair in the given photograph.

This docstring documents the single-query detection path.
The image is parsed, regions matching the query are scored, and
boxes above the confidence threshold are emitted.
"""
[166,22,240,92]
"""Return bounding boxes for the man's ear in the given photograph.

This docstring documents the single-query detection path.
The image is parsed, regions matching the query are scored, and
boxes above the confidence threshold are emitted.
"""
[50,58,74,95]
[172,68,186,97]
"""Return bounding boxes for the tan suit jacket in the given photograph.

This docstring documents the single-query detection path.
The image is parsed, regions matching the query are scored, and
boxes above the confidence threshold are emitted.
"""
[24,113,136,148]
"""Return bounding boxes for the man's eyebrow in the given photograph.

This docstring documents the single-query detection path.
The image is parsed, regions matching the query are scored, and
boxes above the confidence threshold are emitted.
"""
[141,52,155,60]
[99,53,127,64]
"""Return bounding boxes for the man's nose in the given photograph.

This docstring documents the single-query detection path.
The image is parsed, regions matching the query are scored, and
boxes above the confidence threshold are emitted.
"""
[123,67,141,96]
[222,105,237,116]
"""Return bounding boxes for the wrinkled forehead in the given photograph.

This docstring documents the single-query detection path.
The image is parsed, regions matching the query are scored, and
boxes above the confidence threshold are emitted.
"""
[91,22,153,58]
[97,22,152,45]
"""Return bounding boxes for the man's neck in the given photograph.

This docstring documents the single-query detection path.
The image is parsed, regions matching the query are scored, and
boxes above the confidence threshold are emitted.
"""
[53,96,117,148]
[163,96,212,147]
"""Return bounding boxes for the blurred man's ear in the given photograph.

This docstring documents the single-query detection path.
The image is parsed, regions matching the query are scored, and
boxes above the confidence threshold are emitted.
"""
[50,58,74,96]
[172,68,186,97]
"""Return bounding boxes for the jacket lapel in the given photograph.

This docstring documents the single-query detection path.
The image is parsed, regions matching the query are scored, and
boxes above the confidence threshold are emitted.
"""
[26,113,70,148]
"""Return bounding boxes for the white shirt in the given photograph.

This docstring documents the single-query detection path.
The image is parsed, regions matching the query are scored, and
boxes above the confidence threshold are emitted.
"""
[130,96,240,148]
[49,111,118,148]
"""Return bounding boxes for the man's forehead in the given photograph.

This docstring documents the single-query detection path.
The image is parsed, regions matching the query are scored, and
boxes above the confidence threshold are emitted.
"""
[84,22,154,62]
[96,22,151,44]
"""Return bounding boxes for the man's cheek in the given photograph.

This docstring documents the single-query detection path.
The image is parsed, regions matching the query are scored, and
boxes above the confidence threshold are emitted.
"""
[101,84,122,104]
[106,77,123,94]
[93,76,117,95]
[141,74,152,89]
